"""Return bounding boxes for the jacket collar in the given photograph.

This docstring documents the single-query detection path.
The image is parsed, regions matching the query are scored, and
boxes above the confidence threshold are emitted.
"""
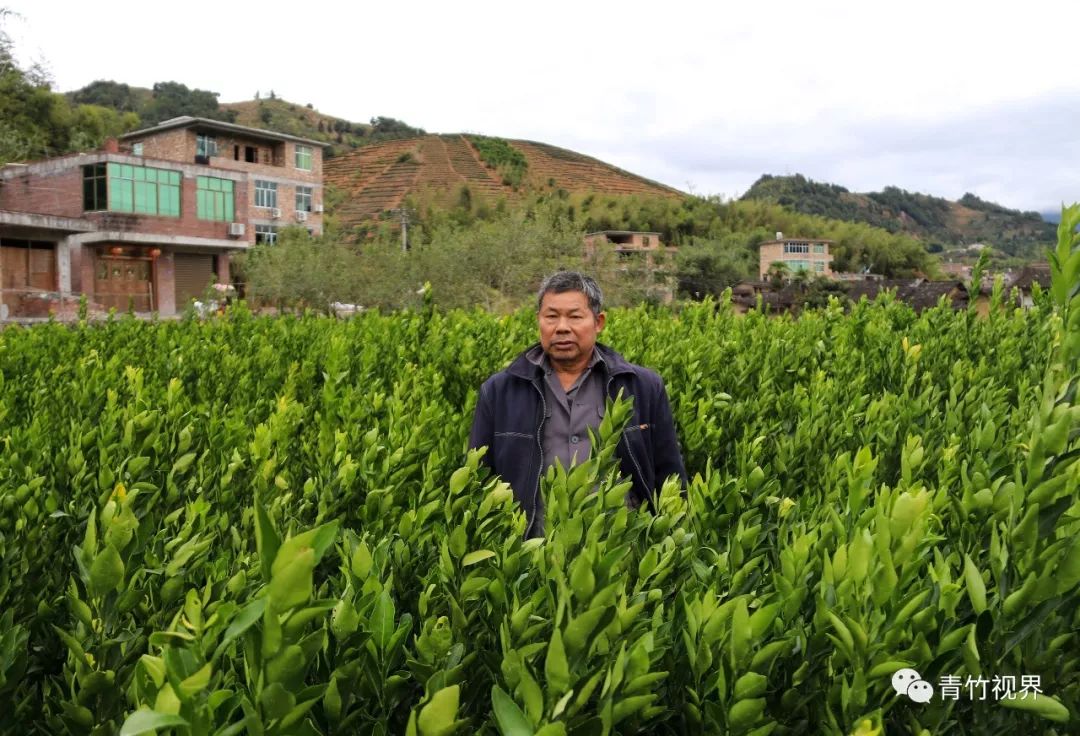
[507,342,635,381]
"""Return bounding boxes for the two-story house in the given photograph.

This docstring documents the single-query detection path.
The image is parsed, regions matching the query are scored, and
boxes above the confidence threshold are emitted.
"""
[758,232,834,279]
[0,116,327,318]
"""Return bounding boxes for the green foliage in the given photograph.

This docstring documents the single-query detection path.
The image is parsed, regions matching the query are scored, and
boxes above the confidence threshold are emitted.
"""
[241,204,663,312]
[69,80,145,113]
[468,136,529,188]
[743,174,1057,258]
[0,219,1079,732]
[141,81,234,125]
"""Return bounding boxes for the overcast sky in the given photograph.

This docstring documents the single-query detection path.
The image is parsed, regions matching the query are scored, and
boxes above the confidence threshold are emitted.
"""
[6,0,1078,213]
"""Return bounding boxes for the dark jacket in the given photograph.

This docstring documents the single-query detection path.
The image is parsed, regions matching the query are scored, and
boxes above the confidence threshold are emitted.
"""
[468,342,687,536]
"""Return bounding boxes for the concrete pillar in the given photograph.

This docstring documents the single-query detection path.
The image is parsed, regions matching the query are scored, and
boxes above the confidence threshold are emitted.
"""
[57,237,72,295]
[69,242,84,293]
[216,253,231,284]
[155,251,176,316]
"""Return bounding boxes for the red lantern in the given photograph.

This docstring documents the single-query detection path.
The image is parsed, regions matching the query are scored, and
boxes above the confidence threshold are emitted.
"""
[109,246,124,256]
[148,248,162,259]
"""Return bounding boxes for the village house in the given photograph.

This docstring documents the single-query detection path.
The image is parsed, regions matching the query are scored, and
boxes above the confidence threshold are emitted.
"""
[758,232,833,279]
[584,230,665,263]
[1009,263,1051,308]
[0,117,328,319]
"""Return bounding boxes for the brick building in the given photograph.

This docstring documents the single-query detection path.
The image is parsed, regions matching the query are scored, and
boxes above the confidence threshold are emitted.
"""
[0,117,328,318]
[758,232,833,279]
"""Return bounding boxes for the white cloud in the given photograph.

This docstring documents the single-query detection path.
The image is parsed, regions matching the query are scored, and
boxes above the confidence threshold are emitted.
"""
[4,0,1078,210]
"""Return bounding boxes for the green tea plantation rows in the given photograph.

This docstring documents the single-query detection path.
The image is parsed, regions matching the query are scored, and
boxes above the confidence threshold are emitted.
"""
[0,208,1078,735]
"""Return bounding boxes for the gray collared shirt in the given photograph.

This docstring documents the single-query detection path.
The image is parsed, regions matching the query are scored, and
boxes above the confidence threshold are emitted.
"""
[525,345,606,473]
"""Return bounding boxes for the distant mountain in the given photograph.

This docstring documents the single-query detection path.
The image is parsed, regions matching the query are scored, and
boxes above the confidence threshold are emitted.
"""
[741,174,1056,257]
[1042,210,1062,224]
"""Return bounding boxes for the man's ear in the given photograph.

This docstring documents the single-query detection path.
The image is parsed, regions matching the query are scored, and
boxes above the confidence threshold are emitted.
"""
[596,312,606,331]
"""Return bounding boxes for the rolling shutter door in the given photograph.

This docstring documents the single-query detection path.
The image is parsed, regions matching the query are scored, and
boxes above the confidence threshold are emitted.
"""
[174,254,215,306]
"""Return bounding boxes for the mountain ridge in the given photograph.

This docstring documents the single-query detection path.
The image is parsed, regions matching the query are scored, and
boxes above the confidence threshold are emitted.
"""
[740,173,1056,257]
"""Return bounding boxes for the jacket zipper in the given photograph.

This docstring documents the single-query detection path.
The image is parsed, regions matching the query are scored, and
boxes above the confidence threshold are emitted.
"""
[607,373,649,507]
[530,379,547,538]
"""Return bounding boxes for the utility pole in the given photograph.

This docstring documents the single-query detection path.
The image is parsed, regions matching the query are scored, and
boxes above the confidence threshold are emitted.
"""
[388,207,413,252]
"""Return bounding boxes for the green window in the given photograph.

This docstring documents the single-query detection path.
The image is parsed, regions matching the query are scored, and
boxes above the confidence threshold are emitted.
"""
[294,144,313,171]
[813,244,825,254]
[106,163,181,217]
[196,176,235,221]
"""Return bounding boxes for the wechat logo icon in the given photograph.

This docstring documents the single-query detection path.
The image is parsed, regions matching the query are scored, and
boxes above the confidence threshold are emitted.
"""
[893,668,934,703]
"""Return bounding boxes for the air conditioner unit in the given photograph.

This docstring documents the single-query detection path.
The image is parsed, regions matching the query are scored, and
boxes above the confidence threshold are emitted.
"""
[270,208,282,219]
[313,203,324,213]
[228,222,246,237]
[296,210,309,222]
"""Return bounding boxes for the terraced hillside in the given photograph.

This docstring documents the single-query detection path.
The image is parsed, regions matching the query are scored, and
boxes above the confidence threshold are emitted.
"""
[324,134,681,230]
[511,140,679,196]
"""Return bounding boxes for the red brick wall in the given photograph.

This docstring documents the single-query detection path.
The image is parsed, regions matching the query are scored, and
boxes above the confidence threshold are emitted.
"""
[133,130,192,162]
[0,167,85,218]
[2,158,251,238]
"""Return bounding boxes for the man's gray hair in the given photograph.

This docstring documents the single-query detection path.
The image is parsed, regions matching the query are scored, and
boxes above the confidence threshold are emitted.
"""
[537,271,603,317]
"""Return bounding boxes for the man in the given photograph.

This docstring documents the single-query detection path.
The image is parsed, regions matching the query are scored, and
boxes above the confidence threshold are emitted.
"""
[469,271,687,537]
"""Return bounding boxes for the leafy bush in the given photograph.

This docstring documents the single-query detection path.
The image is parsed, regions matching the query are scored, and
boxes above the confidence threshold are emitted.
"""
[0,207,1078,734]
[468,136,529,188]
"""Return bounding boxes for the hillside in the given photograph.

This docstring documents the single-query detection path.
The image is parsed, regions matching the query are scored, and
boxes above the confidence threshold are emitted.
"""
[323,134,681,229]
[221,98,424,156]
[741,174,1056,257]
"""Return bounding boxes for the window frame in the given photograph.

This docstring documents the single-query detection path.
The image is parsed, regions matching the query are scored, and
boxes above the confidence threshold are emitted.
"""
[82,163,108,212]
[294,144,313,171]
[254,224,278,245]
[103,163,181,217]
[295,185,313,213]
[254,180,278,209]
[196,134,218,158]
[195,175,235,222]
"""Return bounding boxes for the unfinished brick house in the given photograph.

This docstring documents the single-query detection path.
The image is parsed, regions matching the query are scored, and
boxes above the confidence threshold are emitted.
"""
[0,117,328,318]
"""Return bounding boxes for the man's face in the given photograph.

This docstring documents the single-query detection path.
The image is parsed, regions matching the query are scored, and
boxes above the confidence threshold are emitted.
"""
[538,290,605,364]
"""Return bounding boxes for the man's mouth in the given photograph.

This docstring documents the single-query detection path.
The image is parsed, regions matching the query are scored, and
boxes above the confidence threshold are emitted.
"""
[553,341,575,349]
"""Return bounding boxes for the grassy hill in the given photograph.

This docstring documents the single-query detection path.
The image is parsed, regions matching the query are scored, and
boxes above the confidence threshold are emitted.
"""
[741,174,1056,257]
[323,134,681,229]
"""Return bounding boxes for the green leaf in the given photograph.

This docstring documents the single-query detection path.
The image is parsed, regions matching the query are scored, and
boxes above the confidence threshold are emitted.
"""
[371,590,396,651]
[119,709,189,736]
[89,544,125,598]
[260,682,296,720]
[178,663,212,700]
[449,467,470,495]
[534,725,566,736]
[268,547,315,611]
[462,549,496,567]
[418,684,460,736]
[564,607,608,657]
[491,685,533,736]
[214,599,267,661]
[999,692,1071,722]
[544,629,570,696]
[255,501,281,584]
[963,554,987,615]
[271,520,340,578]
